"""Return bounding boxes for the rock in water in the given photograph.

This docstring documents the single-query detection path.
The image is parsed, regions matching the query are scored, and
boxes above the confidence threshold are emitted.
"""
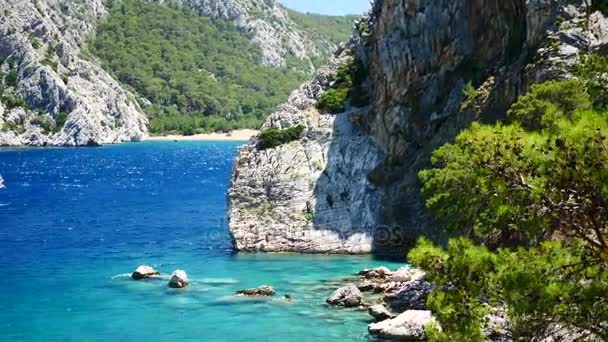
[168,270,189,289]
[326,285,363,307]
[131,266,160,280]
[0,176,4,189]
[236,285,276,296]
[361,266,392,279]
[368,304,394,322]
[390,267,425,283]
[368,310,436,340]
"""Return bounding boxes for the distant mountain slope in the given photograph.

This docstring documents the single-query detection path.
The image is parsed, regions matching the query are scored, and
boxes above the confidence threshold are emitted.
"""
[90,0,357,135]
[0,0,147,146]
[152,0,356,68]
[0,0,356,144]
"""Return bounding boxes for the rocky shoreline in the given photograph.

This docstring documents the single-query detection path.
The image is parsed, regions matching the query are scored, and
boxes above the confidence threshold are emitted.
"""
[323,266,509,341]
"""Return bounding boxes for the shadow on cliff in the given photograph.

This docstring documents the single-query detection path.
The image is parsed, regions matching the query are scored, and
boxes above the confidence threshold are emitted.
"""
[309,108,384,255]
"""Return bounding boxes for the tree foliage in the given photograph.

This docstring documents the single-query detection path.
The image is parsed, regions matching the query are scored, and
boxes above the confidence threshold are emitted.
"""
[413,67,608,340]
[90,0,320,134]
[317,56,368,113]
[576,53,608,111]
[257,125,305,150]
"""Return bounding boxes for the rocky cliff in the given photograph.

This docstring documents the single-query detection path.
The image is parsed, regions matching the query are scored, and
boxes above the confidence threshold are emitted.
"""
[154,0,338,69]
[228,0,608,256]
[0,0,148,146]
[0,0,354,146]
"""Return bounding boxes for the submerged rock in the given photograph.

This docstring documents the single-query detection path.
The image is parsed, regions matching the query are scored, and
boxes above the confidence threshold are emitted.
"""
[368,310,436,340]
[236,285,276,296]
[131,266,160,280]
[168,270,189,289]
[368,304,394,322]
[326,285,363,307]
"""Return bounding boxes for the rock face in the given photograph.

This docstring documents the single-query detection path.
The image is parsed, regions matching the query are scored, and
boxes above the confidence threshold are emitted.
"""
[228,0,608,256]
[0,0,148,146]
[152,0,340,68]
[236,285,276,296]
[326,285,364,307]
[168,270,189,288]
[131,266,161,280]
[228,53,384,254]
[368,304,394,322]
[368,310,436,340]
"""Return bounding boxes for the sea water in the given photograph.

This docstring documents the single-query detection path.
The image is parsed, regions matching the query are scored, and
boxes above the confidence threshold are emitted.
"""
[0,142,404,341]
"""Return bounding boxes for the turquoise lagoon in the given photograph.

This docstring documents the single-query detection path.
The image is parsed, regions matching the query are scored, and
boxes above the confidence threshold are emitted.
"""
[0,142,404,341]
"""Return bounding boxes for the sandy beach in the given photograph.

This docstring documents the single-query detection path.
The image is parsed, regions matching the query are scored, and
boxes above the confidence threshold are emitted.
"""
[145,129,258,142]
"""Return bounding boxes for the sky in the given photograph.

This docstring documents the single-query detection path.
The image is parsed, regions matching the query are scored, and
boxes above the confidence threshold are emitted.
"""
[278,0,371,16]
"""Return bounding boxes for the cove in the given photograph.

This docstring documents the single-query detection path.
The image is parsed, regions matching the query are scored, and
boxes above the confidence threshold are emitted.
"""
[0,141,403,341]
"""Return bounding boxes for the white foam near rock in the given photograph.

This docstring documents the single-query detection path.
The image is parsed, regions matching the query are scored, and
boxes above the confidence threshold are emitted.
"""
[131,265,160,280]
[168,270,189,289]
[369,310,436,340]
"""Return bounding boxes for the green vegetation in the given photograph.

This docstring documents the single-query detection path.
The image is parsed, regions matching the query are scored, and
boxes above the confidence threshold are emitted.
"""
[41,44,58,72]
[576,53,608,110]
[1,96,28,110]
[31,114,54,134]
[54,112,69,132]
[317,88,350,113]
[317,56,368,113]
[411,58,608,340]
[1,121,25,134]
[4,71,18,87]
[257,125,305,150]
[285,9,358,66]
[30,35,41,49]
[460,81,481,110]
[90,0,350,135]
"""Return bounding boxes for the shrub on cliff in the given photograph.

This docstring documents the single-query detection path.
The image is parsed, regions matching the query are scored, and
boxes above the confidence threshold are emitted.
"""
[257,125,305,150]
[412,76,608,340]
[317,56,368,113]
[1,96,28,110]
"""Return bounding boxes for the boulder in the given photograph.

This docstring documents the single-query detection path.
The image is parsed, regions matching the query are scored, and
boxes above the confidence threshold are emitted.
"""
[168,270,189,288]
[384,279,433,312]
[235,285,276,296]
[326,285,363,307]
[357,280,378,292]
[131,265,160,280]
[368,310,436,340]
[391,267,425,283]
[359,266,392,279]
[368,304,394,322]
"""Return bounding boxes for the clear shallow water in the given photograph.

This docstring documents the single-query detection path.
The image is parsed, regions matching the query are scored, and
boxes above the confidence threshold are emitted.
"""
[0,142,405,341]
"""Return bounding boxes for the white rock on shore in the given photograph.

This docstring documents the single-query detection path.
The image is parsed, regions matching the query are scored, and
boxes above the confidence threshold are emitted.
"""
[368,310,436,340]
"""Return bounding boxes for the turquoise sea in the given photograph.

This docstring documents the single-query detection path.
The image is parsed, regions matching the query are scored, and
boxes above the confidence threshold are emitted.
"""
[0,142,404,341]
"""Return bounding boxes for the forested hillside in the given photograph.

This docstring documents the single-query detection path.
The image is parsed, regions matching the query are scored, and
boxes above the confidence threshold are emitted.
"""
[90,0,356,135]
